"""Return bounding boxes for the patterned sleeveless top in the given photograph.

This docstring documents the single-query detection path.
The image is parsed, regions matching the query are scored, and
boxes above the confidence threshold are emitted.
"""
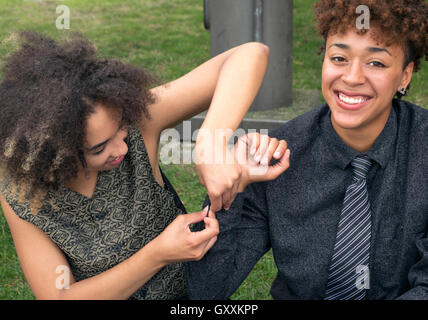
[0,127,188,299]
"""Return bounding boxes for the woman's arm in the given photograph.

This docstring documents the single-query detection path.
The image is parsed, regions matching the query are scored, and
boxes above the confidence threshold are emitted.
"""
[1,195,218,300]
[144,42,269,135]
[142,42,270,212]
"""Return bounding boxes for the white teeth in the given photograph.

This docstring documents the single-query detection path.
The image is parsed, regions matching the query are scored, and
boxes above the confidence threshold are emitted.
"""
[338,92,367,105]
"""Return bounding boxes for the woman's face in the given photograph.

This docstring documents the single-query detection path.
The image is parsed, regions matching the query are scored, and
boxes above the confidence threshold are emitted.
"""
[82,104,129,172]
[322,29,414,139]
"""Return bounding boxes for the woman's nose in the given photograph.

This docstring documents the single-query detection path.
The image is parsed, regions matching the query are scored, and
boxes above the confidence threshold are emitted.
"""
[111,136,128,158]
[342,61,365,86]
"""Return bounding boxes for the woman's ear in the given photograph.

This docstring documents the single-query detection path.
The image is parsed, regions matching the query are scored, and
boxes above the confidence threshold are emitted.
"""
[399,61,414,92]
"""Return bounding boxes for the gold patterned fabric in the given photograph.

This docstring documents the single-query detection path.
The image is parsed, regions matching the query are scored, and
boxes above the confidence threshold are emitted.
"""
[1,127,187,299]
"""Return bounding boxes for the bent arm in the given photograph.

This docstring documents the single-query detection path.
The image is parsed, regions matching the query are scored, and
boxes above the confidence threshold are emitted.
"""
[144,42,269,136]
[1,193,219,300]
[185,181,271,299]
[396,235,428,300]
[1,195,165,300]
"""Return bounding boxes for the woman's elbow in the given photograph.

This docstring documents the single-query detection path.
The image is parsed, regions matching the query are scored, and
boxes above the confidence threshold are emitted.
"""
[243,41,270,61]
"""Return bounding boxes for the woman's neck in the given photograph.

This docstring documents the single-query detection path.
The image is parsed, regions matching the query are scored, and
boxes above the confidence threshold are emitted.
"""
[65,163,99,198]
[331,109,391,153]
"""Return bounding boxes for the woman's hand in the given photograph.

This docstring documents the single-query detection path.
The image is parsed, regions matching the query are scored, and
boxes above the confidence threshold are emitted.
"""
[194,135,242,212]
[234,133,290,192]
[153,207,219,265]
[144,42,269,212]
[194,131,290,211]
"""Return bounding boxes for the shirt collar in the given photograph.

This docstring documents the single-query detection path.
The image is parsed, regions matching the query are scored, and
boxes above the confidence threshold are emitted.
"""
[321,101,398,170]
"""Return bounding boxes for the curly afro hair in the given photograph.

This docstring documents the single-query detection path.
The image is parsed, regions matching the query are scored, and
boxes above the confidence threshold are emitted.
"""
[0,31,156,213]
[314,0,428,97]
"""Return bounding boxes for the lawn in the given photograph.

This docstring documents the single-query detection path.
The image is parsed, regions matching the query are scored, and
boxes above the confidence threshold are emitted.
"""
[0,0,427,300]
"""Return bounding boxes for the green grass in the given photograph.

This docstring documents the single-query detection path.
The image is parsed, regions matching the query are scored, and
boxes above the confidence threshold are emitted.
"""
[0,0,427,300]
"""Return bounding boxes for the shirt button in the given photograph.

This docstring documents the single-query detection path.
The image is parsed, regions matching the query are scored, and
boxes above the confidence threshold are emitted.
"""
[96,212,106,220]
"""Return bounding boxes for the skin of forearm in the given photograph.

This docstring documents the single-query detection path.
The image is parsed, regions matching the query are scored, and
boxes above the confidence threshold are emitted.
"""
[200,42,269,137]
[56,239,165,300]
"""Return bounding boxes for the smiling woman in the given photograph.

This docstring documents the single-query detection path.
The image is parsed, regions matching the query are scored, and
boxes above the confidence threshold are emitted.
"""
[185,0,428,301]
[0,30,290,300]
[322,31,415,152]
[314,0,428,152]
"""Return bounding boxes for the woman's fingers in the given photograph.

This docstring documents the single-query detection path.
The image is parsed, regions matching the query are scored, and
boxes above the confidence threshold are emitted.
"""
[181,211,207,229]
[190,211,219,260]
[202,233,218,254]
[194,213,219,258]
[254,134,269,163]
[186,211,219,240]
[246,132,260,157]
[265,148,291,180]
[260,138,279,166]
[221,188,232,211]
[228,180,240,209]
[273,139,288,159]
[208,192,223,213]
[251,135,287,165]
[222,181,239,210]
[202,133,289,212]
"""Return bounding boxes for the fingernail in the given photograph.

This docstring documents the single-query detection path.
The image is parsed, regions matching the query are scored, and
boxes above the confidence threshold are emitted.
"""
[274,151,280,158]
[254,154,261,162]
[261,157,268,166]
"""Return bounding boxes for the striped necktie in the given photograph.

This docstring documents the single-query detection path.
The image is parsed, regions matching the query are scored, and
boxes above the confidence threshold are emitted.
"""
[324,155,373,300]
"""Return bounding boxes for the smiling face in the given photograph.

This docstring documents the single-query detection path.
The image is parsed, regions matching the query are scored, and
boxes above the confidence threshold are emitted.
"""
[82,104,129,172]
[322,29,414,150]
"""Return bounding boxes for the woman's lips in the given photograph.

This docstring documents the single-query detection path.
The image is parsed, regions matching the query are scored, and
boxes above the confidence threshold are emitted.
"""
[334,90,372,111]
[108,155,124,166]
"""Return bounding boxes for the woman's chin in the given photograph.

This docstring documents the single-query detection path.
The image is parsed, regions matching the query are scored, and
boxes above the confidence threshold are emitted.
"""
[330,111,366,132]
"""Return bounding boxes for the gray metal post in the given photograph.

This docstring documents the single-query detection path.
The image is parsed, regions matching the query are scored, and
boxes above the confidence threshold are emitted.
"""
[204,0,293,111]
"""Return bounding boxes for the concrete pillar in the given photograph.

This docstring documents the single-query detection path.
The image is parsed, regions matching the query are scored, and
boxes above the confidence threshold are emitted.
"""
[204,0,293,111]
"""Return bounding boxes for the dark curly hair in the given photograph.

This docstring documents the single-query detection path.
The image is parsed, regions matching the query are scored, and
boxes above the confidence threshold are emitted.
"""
[314,0,428,98]
[0,31,156,213]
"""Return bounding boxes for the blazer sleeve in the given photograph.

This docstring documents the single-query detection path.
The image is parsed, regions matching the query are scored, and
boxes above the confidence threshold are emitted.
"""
[396,234,428,300]
[185,181,271,300]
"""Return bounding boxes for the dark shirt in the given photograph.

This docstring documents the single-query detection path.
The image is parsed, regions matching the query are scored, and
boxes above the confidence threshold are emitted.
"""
[186,99,428,300]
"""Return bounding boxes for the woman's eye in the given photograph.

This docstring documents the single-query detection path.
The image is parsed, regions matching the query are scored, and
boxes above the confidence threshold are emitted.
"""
[93,148,105,155]
[331,56,346,63]
[369,61,386,68]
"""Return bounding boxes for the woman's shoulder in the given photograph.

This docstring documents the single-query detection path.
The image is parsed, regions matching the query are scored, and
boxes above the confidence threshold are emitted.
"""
[394,99,428,135]
[0,186,34,222]
[394,100,428,160]
[395,99,428,120]
[269,103,329,151]
[0,172,57,221]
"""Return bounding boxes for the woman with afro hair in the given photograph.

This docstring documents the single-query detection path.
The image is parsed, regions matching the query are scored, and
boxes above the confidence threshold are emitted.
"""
[0,31,291,300]
[187,0,428,300]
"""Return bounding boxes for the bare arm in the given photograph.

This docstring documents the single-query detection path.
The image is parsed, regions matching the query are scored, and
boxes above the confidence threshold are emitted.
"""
[144,42,269,135]
[1,195,218,300]
[143,42,270,212]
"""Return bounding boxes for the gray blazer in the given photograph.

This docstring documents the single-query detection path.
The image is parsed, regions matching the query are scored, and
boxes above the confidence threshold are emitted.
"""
[186,99,428,300]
